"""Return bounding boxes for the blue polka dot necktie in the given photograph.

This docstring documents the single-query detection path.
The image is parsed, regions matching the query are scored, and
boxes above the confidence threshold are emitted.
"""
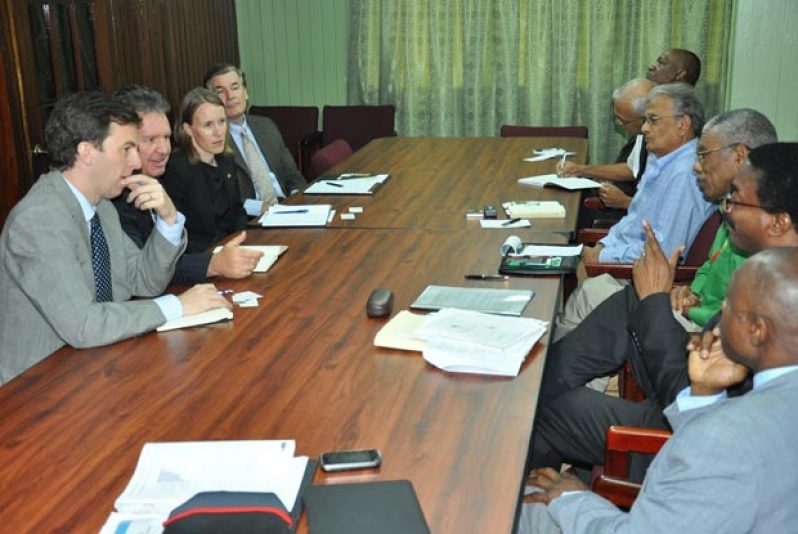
[90,213,113,302]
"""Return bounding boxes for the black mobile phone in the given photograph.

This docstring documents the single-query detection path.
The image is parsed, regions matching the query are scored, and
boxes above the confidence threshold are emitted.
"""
[319,449,382,472]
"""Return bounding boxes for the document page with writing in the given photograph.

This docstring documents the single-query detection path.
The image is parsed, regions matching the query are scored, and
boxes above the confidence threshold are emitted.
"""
[411,285,533,316]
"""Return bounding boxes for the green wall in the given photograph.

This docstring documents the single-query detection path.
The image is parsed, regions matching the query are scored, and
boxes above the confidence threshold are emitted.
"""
[236,0,350,111]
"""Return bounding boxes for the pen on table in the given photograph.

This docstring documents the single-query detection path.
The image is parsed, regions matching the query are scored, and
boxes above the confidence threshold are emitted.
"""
[271,209,309,214]
[558,151,567,171]
[218,289,234,296]
[502,218,521,226]
[324,181,344,187]
[464,274,509,281]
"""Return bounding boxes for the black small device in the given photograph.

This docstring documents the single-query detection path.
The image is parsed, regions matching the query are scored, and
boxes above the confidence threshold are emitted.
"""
[366,288,394,317]
[319,449,382,472]
[483,205,498,219]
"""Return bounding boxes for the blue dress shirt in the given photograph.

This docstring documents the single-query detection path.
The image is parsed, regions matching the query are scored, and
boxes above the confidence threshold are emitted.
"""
[598,138,714,263]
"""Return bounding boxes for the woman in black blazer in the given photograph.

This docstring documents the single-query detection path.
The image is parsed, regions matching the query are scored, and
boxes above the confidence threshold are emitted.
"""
[163,88,247,254]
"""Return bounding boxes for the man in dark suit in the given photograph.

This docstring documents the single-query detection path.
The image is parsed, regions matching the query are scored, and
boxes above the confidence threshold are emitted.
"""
[0,91,229,384]
[529,142,798,477]
[203,63,306,212]
[112,86,262,284]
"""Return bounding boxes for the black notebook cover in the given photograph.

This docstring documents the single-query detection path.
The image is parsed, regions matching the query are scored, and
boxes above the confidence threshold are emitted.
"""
[499,242,580,276]
[304,479,430,534]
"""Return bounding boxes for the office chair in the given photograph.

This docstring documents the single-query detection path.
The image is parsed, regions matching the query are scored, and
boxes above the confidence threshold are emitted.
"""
[248,105,321,179]
[322,105,396,151]
[309,139,354,179]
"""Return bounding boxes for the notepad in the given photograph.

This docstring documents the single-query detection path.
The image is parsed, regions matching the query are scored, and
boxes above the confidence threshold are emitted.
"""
[373,310,428,352]
[259,204,332,227]
[502,201,566,219]
[304,173,390,195]
[157,308,233,332]
[411,285,533,316]
[518,174,601,190]
[212,245,287,273]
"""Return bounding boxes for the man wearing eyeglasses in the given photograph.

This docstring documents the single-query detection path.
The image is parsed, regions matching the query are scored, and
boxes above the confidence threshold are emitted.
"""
[528,142,794,488]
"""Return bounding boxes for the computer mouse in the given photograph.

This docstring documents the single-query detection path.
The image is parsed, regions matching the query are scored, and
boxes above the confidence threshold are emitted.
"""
[366,288,394,318]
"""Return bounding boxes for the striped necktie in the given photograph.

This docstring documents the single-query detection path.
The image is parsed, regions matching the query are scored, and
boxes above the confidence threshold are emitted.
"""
[240,132,278,205]
[90,213,113,302]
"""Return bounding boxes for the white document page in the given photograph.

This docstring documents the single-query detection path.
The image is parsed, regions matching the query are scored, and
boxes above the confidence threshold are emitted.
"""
[156,308,233,332]
[213,245,287,272]
[259,205,331,227]
[518,244,584,257]
[518,174,601,190]
[115,440,306,516]
[414,308,543,348]
[479,219,531,229]
[304,174,389,195]
[411,286,533,316]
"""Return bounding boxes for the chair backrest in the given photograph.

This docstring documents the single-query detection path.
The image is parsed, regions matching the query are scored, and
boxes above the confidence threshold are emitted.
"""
[248,106,319,173]
[500,124,589,139]
[310,139,353,179]
[322,105,396,151]
[684,211,722,266]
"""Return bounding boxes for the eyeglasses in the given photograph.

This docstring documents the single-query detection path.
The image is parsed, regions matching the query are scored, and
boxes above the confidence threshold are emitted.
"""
[642,114,684,125]
[721,192,770,213]
[696,143,749,162]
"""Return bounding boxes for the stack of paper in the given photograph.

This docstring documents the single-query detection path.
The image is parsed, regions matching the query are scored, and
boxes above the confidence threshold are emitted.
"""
[502,201,566,219]
[523,148,576,162]
[101,440,308,532]
[213,244,287,273]
[518,174,601,190]
[411,285,534,316]
[410,309,547,376]
[157,308,233,332]
[305,173,390,195]
[259,205,333,227]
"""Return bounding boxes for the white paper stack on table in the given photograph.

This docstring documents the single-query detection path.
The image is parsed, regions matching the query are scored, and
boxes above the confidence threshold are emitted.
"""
[213,245,287,273]
[502,200,566,219]
[523,148,576,162]
[157,308,233,332]
[374,309,548,377]
[259,204,334,227]
[304,173,390,195]
[518,174,601,190]
[100,440,308,533]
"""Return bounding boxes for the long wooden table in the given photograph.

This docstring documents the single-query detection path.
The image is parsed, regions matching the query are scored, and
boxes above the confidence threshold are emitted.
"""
[0,136,587,533]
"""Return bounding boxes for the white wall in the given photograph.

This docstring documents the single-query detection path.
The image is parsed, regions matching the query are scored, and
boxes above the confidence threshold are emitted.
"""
[727,0,798,140]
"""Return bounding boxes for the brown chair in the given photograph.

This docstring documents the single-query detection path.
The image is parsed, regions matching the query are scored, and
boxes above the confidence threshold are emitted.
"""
[309,139,353,179]
[500,124,589,139]
[322,105,396,152]
[580,211,722,283]
[248,105,321,178]
[592,426,671,508]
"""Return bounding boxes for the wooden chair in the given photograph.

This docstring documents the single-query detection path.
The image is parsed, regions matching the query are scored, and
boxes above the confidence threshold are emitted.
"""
[500,124,589,139]
[592,425,671,508]
[309,139,353,179]
[322,105,396,151]
[248,105,321,179]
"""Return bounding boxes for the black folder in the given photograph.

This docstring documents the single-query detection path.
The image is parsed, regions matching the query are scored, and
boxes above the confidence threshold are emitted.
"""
[304,479,430,534]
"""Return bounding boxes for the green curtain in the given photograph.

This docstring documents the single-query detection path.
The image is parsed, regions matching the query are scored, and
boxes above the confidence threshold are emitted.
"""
[348,0,733,163]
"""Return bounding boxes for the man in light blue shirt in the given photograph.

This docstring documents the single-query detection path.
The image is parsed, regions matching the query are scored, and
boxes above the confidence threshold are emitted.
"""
[0,92,230,385]
[582,83,715,264]
[521,247,798,533]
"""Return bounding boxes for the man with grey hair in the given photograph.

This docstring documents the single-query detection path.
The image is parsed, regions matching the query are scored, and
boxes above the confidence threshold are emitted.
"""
[112,85,262,283]
[558,78,654,213]
[528,113,779,481]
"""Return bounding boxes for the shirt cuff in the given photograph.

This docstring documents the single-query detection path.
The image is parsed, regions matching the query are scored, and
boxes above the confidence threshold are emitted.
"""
[154,211,185,245]
[154,294,183,322]
[548,491,588,522]
[675,385,727,412]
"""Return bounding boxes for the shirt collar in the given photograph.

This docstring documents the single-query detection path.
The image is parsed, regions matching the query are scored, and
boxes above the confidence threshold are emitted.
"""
[647,137,698,171]
[228,115,250,139]
[754,365,798,389]
[62,174,96,223]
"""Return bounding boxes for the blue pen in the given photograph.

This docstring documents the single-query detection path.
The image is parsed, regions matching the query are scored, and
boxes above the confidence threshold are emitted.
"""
[271,209,309,214]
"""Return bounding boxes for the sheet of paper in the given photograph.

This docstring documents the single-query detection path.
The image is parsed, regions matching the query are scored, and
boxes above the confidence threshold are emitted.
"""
[157,308,233,332]
[99,514,165,534]
[340,213,356,220]
[502,201,566,219]
[518,174,601,190]
[522,148,576,162]
[349,206,364,213]
[115,440,306,516]
[259,205,332,227]
[414,308,546,349]
[373,310,428,352]
[304,174,389,195]
[518,244,584,257]
[411,285,533,316]
[479,219,531,229]
[213,245,287,273]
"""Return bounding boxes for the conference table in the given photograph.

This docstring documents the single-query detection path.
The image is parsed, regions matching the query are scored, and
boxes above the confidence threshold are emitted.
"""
[0,136,587,533]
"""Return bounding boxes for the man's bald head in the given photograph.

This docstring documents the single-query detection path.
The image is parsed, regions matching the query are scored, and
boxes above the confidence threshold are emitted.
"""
[611,78,654,135]
[647,48,701,86]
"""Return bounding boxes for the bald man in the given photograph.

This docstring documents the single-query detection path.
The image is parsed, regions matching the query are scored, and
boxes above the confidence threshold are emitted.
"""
[522,247,798,533]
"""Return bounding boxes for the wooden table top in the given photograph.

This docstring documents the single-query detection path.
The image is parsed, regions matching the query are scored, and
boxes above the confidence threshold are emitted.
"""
[0,228,563,533]
[293,136,588,235]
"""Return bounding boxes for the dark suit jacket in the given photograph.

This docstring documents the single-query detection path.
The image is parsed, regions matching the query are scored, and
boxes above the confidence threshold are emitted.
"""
[161,152,248,254]
[230,114,306,200]
[112,192,211,285]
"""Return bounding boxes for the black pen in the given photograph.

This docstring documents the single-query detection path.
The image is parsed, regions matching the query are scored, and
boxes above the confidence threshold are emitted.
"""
[502,218,521,226]
[464,274,509,280]
[325,181,344,187]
